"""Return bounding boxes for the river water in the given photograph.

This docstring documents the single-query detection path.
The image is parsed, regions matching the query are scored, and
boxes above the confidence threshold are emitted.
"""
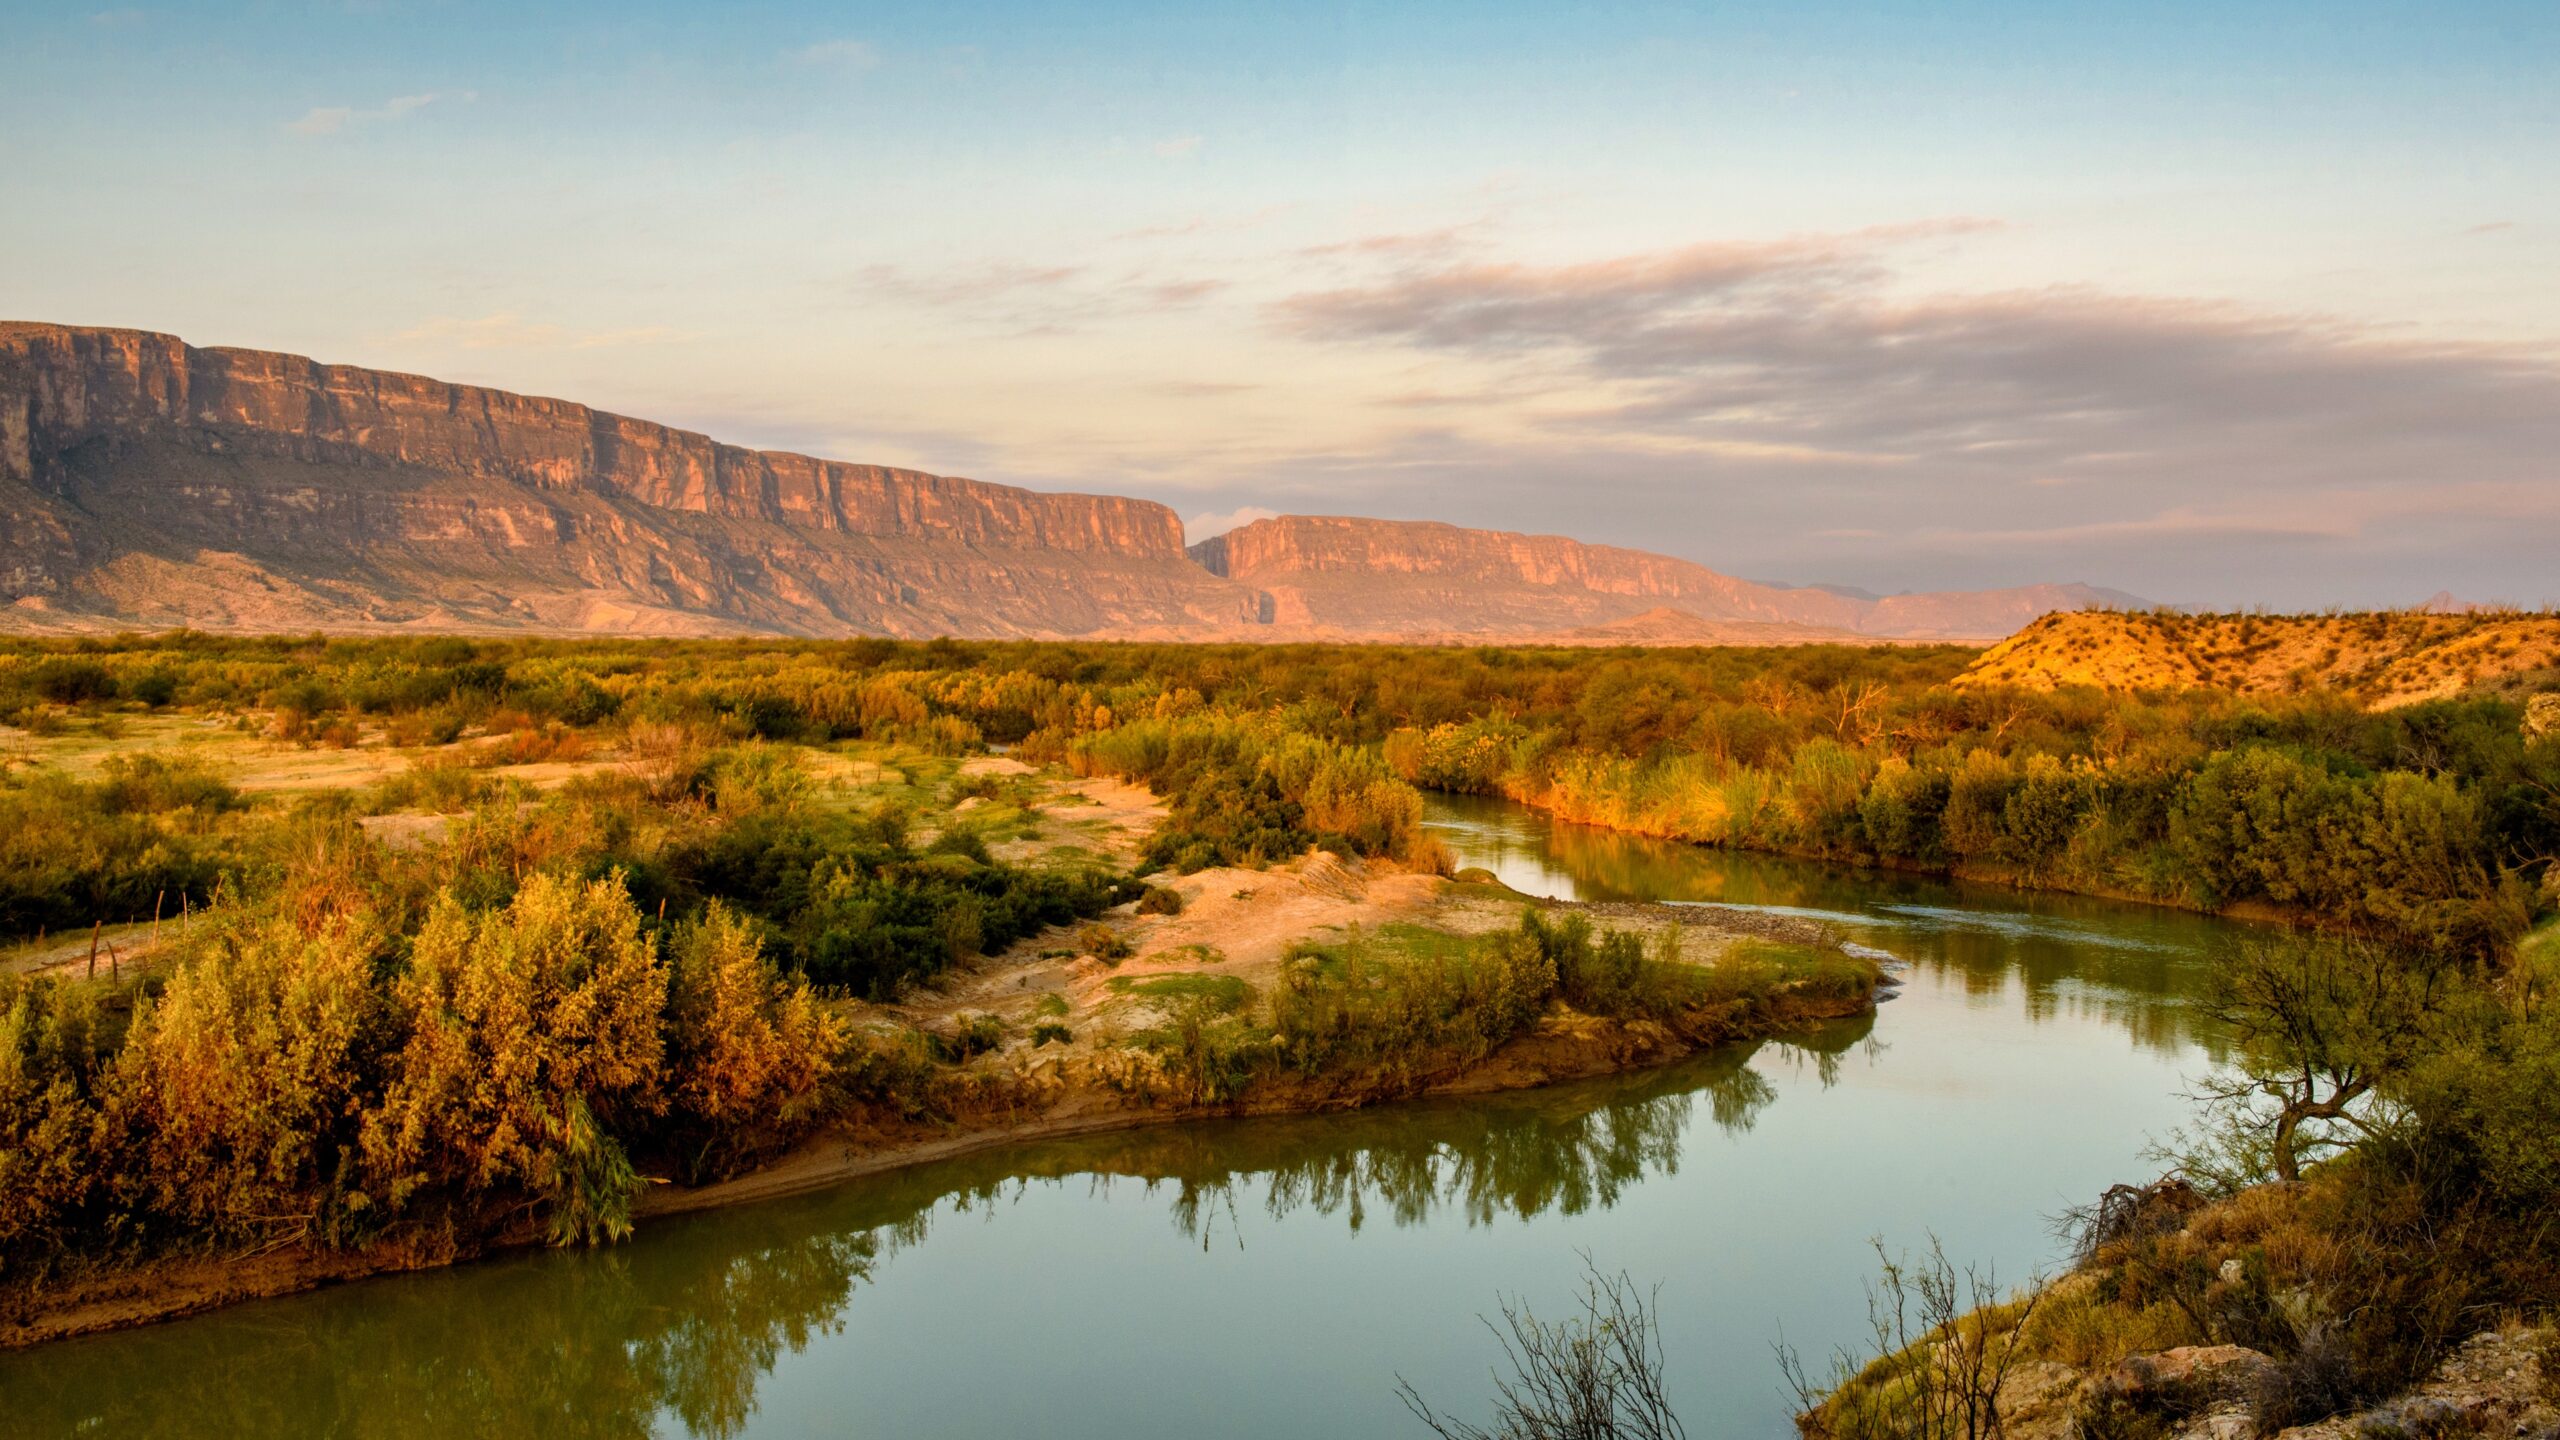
[4,795,2248,1438]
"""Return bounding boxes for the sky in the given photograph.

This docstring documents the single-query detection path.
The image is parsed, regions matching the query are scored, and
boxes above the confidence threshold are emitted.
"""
[3,1,2555,609]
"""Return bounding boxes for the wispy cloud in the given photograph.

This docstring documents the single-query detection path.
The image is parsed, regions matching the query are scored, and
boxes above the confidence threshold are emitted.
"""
[286,91,470,136]
[1238,220,2560,603]
[1152,135,1204,159]
[1110,203,1296,243]
[855,261,1229,333]
[1276,222,2560,486]
[392,313,680,352]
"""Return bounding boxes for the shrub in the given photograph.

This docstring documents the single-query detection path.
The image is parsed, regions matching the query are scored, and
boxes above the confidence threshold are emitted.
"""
[362,874,670,1245]
[658,904,843,1181]
[1135,884,1183,916]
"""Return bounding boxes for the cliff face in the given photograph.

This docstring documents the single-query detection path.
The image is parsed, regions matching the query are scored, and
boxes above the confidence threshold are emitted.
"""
[0,322,2129,643]
[1190,516,2124,639]
[0,323,1248,636]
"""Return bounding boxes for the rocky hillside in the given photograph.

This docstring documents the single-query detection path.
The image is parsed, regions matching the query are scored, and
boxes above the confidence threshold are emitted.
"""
[1958,609,2560,706]
[1191,515,2137,640]
[0,323,1257,637]
[3,322,2133,642]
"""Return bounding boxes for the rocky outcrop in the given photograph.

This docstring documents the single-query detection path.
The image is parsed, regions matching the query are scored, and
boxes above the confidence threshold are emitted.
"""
[1191,515,2133,641]
[0,324,1253,636]
[0,324,1184,554]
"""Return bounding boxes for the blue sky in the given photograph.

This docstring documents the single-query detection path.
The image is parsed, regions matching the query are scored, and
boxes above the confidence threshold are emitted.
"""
[4,1,2555,606]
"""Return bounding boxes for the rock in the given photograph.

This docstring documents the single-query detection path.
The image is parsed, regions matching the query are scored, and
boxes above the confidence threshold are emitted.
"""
[2275,1327,2560,1440]
[1192,514,2129,641]
[0,322,2147,641]
[2102,1345,2281,1413]
[0,322,1259,637]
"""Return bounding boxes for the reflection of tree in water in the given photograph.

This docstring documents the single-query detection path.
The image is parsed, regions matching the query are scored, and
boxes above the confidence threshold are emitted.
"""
[1147,1044,1787,1241]
[1433,793,2239,1060]
[5,1206,907,1440]
[6,1034,1813,1440]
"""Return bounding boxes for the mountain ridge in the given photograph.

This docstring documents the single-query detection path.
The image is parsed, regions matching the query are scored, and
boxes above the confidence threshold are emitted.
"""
[1,322,2138,642]
[1190,514,2136,639]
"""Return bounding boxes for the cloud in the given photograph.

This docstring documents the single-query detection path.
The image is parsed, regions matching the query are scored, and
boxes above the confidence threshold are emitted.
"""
[1274,224,2560,489]
[1110,203,1296,243]
[1297,224,1489,261]
[392,313,681,352]
[1239,221,2560,605]
[286,91,469,136]
[855,262,1229,333]
[1186,505,1280,541]
[1152,135,1204,159]
[790,39,880,70]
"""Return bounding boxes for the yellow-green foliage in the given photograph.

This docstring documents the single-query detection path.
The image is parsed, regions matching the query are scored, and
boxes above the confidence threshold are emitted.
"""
[1065,712,1444,872]
[665,901,844,1173]
[114,911,387,1242]
[2,870,846,1275]
[365,875,670,1244]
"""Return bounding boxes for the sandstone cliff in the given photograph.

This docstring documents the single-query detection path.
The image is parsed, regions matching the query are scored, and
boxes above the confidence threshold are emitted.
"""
[0,323,1256,636]
[1,323,2134,643]
[1191,515,2133,640]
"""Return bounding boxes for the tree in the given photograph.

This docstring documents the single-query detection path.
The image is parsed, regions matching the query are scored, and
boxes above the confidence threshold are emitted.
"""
[2191,937,2440,1185]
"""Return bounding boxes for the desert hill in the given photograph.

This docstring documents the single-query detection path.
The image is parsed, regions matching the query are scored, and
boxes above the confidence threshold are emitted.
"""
[1957,609,2560,706]
[4,322,2132,642]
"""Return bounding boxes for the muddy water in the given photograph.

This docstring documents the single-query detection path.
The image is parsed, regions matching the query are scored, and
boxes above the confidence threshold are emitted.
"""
[4,796,2248,1439]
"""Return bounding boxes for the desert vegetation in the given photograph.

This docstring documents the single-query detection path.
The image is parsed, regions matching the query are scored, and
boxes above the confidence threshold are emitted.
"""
[0,625,2552,1433]
[0,632,1876,1336]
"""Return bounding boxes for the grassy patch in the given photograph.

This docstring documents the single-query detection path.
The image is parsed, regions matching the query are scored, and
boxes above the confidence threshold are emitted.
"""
[1109,971,1254,1014]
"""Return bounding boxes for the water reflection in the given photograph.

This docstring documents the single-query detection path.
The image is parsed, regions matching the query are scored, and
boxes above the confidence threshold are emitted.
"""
[6,796,2230,1440]
[6,1037,1823,1440]
[1429,792,2243,1061]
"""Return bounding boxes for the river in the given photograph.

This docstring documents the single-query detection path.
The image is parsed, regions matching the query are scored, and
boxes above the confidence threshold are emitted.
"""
[2,794,2249,1438]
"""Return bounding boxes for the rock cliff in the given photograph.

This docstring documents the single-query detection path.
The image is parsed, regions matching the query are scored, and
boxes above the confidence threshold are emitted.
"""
[0,323,2134,642]
[1190,515,2132,640]
[0,323,1254,636]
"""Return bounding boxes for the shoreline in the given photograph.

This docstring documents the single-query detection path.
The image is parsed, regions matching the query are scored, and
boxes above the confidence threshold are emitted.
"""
[0,885,1877,1351]
[1466,784,2316,930]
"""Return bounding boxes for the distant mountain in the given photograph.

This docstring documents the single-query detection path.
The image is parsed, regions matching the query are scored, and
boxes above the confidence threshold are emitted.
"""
[1189,515,2138,640]
[1,323,2138,643]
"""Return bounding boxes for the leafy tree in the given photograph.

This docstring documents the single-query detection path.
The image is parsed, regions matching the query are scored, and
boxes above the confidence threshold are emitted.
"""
[2190,937,2442,1185]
